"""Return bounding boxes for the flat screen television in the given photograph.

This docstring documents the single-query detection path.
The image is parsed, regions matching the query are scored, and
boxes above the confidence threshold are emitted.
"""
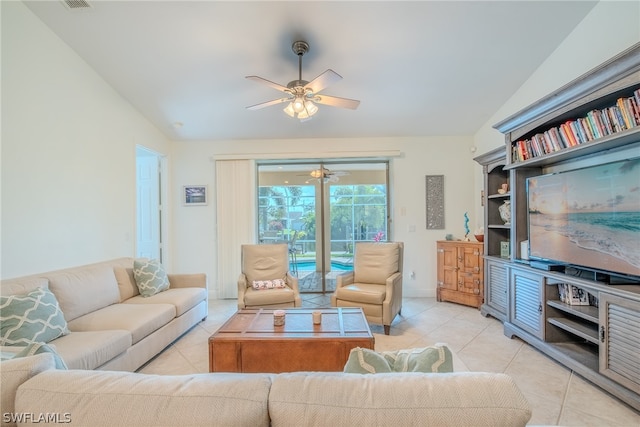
[526,158,640,282]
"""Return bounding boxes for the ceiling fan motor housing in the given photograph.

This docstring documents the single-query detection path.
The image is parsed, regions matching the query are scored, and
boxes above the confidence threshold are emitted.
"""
[292,40,309,56]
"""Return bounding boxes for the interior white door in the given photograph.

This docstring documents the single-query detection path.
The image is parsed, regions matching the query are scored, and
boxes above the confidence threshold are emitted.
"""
[136,149,161,260]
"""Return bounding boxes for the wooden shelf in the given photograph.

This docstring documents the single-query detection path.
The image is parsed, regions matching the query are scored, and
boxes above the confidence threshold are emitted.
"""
[487,224,510,229]
[488,193,510,199]
[548,317,599,344]
[546,342,599,371]
[505,127,640,170]
[547,300,599,323]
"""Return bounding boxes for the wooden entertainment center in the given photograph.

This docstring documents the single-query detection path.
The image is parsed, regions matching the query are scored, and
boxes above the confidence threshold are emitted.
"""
[475,43,640,411]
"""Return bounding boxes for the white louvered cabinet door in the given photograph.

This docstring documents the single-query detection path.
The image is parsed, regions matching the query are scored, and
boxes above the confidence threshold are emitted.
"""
[599,293,640,394]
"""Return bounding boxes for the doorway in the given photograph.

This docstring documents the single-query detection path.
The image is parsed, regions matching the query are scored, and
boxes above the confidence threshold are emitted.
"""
[257,161,389,293]
[135,146,165,262]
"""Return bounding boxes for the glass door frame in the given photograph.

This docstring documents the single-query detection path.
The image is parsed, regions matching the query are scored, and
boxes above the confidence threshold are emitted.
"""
[256,160,390,293]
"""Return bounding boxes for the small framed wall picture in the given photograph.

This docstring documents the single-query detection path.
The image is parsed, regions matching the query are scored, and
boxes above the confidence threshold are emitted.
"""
[183,185,207,206]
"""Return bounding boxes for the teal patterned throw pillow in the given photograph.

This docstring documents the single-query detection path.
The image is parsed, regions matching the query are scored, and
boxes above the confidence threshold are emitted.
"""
[133,258,170,297]
[1,342,68,370]
[0,287,70,346]
[344,344,454,374]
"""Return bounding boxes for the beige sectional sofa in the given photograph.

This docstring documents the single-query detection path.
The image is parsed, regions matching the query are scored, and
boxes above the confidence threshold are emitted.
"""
[2,353,532,427]
[0,258,207,371]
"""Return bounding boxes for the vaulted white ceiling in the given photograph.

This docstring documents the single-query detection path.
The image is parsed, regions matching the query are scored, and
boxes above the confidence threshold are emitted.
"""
[24,1,599,141]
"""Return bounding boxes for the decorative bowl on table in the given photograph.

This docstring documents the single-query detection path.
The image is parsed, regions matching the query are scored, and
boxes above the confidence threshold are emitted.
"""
[474,234,484,242]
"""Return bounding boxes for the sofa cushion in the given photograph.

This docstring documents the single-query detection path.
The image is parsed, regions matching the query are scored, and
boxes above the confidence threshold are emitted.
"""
[67,303,175,345]
[353,243,400,285]
[344,345,454,374]
[0,277,49,297]
[113,266,139,302]
[16,370,272,427]
[268,372,532,427]
[1,353,56,427]
[47,263,121,322]
[133,258,170,297]
[122,288,207,317]
[49,330,132,370]
[0,286,70,346]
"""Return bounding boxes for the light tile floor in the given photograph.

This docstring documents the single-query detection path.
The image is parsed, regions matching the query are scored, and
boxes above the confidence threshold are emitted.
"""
[139,295,640,426]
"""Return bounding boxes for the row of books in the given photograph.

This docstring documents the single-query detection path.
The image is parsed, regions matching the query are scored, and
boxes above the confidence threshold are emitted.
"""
[512,88,640,162]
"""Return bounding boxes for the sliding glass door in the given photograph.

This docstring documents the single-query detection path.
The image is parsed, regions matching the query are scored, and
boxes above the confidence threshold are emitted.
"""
[257,161,389,293]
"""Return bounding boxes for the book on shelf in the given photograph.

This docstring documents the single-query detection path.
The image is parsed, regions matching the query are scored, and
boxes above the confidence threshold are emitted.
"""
[557,283,590,306]
[511,89,640,163]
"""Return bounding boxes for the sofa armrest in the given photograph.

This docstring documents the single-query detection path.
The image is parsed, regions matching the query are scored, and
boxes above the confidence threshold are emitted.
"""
[1,353,56,426]
[168,273,207,289]
[335,271,354,288]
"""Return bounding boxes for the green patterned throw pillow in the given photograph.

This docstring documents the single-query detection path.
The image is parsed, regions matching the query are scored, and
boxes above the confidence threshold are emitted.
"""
[0,287,70,346]
[133,258,170,297]
[1,342,68,370]
[344,344,454,374]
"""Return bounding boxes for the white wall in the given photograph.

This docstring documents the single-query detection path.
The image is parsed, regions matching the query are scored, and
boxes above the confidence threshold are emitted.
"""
[1,2,170,278]
[471,1,640,221]
[170,137,478,298]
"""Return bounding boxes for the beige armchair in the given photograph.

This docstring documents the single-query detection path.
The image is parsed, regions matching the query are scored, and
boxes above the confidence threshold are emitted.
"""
[331,242,403,335]
[237,244,301,309]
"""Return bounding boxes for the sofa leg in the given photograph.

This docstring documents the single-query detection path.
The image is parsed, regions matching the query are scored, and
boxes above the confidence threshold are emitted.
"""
[384,325,390,335]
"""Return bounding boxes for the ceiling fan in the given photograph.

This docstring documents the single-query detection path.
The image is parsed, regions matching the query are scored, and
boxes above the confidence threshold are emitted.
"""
[246,41,360,121]
[301,167,350,183]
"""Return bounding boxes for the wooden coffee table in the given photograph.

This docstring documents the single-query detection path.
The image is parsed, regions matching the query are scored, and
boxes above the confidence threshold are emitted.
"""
[208,307,374,373]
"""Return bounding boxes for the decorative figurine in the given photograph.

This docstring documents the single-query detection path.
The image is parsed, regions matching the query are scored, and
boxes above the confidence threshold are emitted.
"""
[464,212,470,241]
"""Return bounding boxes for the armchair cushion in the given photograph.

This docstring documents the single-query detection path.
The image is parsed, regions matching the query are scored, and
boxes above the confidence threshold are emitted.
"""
[353,243,400,285]
[243,287,297,307]
[242,244,288,285]
[335,284,385,305]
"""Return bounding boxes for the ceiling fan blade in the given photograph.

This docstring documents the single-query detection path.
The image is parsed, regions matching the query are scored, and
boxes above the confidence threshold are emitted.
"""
[304,69,342,94]
[246,97,291,110]
[246,76,290,93]
[313,94,360,110]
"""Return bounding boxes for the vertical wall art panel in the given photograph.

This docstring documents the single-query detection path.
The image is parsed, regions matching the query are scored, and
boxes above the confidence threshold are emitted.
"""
[425,175,444,229]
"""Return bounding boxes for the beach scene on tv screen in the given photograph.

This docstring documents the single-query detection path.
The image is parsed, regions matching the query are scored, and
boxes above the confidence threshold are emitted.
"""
[528,158,640,278]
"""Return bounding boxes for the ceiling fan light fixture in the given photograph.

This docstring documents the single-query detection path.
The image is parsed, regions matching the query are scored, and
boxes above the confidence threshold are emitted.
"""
[304,100,318,116]
[283,103,295,117]
[283,97,318,120]
[292,96,305,113]
[309,169,323,178]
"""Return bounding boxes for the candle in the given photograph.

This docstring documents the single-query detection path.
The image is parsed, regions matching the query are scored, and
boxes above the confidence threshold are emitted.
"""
[312,310,322,324]
[273,310,285,326]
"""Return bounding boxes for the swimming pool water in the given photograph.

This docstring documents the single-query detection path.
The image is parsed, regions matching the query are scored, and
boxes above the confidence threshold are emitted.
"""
[293,260,353,271]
